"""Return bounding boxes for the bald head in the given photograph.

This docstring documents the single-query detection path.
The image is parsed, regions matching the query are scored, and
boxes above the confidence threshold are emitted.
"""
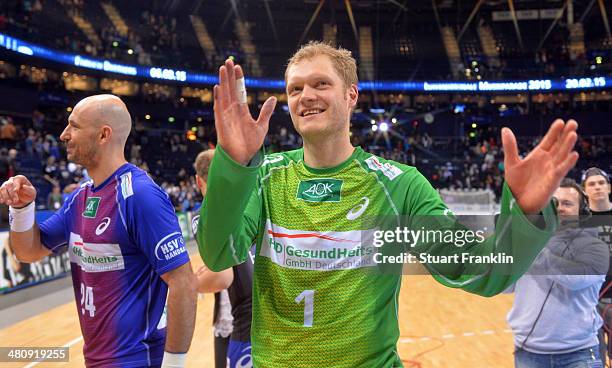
[72,94,131,146]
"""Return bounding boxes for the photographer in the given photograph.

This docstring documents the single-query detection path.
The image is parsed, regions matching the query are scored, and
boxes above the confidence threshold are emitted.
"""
[507,178,608,368]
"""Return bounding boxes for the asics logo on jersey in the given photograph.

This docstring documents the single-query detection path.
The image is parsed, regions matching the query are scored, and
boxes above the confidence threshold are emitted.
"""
[263,155,284,166]
[235,346,252,368]
[346,197,369,220]
[95,217,111,236]
[297,179,343,202]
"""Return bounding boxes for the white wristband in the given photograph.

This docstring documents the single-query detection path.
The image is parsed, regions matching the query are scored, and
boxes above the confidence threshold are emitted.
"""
[9,202,35,232]
[161,352,186,368]
[236,77,247,104]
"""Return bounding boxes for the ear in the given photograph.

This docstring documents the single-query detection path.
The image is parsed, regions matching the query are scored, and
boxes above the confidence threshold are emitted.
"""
[347,84,359,107]
[607,183,611,195]
[100,125,113,144]
[195,175,207,194]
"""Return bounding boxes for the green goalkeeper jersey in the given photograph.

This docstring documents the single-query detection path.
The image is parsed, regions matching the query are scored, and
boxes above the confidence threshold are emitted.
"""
[198,146,557,367]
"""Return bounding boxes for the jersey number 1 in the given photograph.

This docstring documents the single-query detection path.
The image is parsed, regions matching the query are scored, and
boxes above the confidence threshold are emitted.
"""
[80,283,96,317]
[295,290,314,327]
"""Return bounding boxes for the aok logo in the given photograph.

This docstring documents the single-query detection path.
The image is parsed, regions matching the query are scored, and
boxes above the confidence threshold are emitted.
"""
[297,179,343,202]
[82,197,101,218]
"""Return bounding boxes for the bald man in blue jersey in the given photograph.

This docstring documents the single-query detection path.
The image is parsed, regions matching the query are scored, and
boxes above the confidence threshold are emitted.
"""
[0,95,197,368]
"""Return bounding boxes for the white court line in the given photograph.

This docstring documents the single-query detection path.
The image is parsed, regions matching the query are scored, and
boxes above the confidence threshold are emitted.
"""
[22,336,83,368]
[400,328,513,344]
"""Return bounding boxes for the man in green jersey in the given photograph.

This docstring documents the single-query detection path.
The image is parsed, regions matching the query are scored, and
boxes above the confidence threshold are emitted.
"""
[198,41,579,367]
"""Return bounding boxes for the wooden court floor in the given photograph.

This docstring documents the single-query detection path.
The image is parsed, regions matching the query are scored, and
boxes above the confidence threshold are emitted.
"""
[0,273,515,368]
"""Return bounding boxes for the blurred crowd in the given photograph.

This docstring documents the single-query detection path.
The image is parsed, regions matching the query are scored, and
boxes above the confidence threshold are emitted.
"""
[2,109,611,215]
[2,0,610,80]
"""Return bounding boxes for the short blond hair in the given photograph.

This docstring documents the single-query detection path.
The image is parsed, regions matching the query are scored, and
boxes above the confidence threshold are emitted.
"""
[285,41,358,90]
[194,149,215,180]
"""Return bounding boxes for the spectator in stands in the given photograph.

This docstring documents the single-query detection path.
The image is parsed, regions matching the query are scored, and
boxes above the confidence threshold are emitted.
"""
[0,148,9,182]
[46,184,63,210]
[24,129,36,156]
[32,133,45,159]
[32,110,44,132]
[42,155,59,186]
[55,160,71,188]
[0,116,17,142]
[422,133,432,148]
[6,149,17,177]
[180,191,192,213]
[49,140,61,161]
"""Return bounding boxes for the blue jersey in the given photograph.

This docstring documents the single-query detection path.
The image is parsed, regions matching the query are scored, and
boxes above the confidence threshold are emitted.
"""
[40,163,189,368]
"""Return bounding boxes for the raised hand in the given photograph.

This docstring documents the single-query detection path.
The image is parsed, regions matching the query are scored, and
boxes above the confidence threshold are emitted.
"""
[0,175,37,208]
[502,119,579,215]
[214,59,277,165]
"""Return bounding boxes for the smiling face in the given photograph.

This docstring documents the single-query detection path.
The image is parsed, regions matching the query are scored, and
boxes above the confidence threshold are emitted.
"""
[60,105,100,168]
[286,54,358,142]
[59,95,131,170]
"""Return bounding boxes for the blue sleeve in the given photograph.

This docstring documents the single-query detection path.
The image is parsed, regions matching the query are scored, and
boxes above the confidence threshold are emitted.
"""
[39,211,67,254]
[125,177,190,275]
[39,189,81,253]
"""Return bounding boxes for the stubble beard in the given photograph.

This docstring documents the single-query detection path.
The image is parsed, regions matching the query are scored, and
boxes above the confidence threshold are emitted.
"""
[70,139,98,169]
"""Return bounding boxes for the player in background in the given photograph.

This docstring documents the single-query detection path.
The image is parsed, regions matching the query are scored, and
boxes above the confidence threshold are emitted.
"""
[199,42,579,367]
[581,168,612,361]
[192,149,254,368]
[191,149,233,368]
[0,94,197,368]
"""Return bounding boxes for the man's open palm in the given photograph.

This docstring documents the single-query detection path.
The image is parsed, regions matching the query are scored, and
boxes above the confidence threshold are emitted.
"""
[214,59,277,165]
[502,119,579,214]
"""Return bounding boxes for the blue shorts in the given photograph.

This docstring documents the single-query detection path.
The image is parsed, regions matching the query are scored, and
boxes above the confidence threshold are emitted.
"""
[227,339,252,368]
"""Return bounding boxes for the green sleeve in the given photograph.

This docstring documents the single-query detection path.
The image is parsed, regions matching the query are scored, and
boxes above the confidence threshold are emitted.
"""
[197,146,262,271]
[402,172,558,297]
